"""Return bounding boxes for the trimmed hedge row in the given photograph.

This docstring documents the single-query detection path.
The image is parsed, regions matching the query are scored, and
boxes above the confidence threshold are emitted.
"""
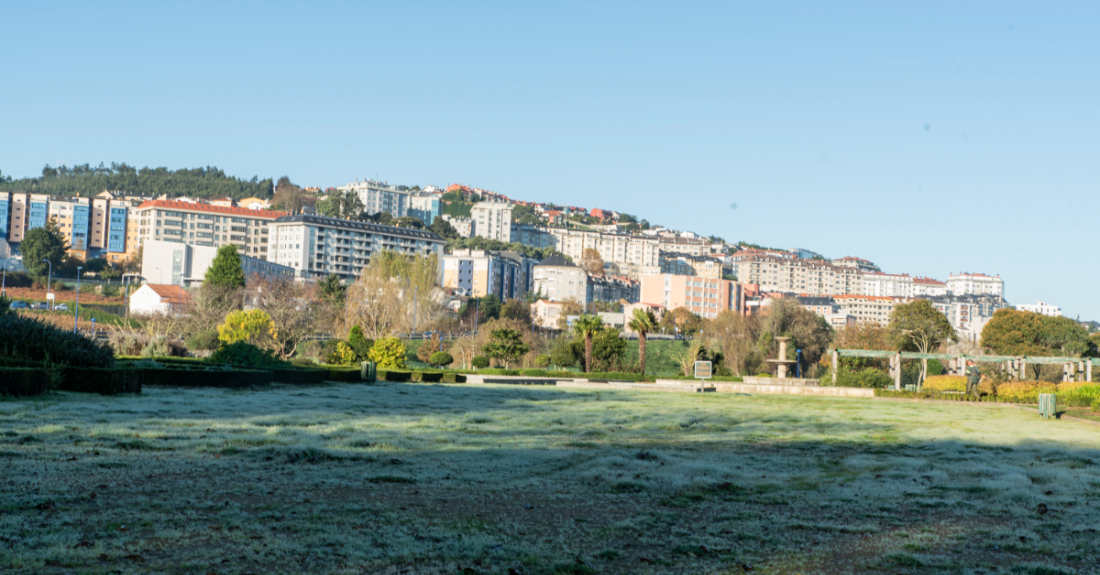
[57,367,142,395]
[376,370,465,383]
[326,367,363,382]
[875,389,991,402]
[0,368,53,396]
[141,368,273,388]
[267,368,328,385]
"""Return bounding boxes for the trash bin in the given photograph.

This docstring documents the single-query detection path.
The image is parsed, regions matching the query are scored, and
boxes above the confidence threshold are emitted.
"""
[1038,393,1056,419]
[360,361,377,383]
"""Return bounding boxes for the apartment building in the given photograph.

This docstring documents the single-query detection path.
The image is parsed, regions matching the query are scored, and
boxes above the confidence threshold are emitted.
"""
[335,179,410,218]
[268,214,445,280]
[532,255,589,303]
[660,252,727,279]
[833,295,909,326]
[510,223,553,249]
[0,192,50,243]
[441,215,473,238]
[862,272,914,298]
[925,294,1007,341]
[832,256,881,273]
[589,275,640,304]
[546,228,660,278]
[1017,300,1062,317]
[442,249,535,301]
[913,277,948,297]
[408,193,440,225]
[732,255,862,295]
[793,295,853,328]
[947,272,1005,298]
[658,236,710,257]
[141,239,294,287]
[134,200,287,258]
[639,274,741,320]
[470,202,513,242]
[0,191,143,263]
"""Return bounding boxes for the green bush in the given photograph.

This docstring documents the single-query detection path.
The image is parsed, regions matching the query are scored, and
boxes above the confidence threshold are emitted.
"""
[835,368,893,388]
[382,370,411,382]
[185,329,221,352]
[0,368,53,396]
[471,355,490,369]
[268,368,328,385]
[1092,398,1100,412]
[874,389,985,401]
[1056,384,1100,408]
[429,351,453,367]
[57,367,142,395]
[0,313,114,368]
[369,337,407,369]
[348,326,373,360]
[535,354,551,368]
[208,342,285,367]
[325,367,362,382]
[141,367,273,388]
[419,372,444,383]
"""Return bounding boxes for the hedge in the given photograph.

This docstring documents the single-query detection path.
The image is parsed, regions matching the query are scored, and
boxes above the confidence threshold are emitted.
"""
[0,368,52,397]
[325,367,363,382]
[267,368,328,385]
[141,368,273,388]
[57,367,142,395]
[419,372,444,383]
[381,370,411,382]
[875,389,986,401]
[921,375,966,392]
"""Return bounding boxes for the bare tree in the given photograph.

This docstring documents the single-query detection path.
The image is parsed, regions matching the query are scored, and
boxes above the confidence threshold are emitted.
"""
[704,310,753,376]
[249,277,319,360]
[345,251,447,339]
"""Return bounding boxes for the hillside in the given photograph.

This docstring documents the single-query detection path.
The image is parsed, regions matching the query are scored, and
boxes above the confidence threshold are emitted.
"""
[0,163,273,200]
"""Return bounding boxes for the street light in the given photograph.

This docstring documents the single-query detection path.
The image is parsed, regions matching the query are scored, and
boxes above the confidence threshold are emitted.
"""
[42,259,52,310]
[1,260,7,296]
[74,267,83,333]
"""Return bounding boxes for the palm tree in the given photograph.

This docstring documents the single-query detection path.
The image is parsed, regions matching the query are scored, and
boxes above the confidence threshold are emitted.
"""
[628,308,657,376]
[571,314,604,373]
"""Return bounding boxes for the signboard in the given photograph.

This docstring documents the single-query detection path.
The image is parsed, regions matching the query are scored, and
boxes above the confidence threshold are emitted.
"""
[694,360,712,380]
[46,293,55,301]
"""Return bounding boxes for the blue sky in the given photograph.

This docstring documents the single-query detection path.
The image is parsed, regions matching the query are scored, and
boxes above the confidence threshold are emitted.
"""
[2,1,1098,318]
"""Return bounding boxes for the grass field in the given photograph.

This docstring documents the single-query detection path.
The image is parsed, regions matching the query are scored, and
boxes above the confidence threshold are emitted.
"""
[3,384,1099,574]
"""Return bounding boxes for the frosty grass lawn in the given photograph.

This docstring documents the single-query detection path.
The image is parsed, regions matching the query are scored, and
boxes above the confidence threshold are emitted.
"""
[2,382,1099,575]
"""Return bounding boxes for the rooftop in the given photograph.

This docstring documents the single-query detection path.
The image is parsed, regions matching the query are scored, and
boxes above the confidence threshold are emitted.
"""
[136,200,288,219]
[271,214,444,242]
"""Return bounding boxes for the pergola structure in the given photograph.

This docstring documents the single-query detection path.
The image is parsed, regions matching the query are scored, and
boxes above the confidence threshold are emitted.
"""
[830,349,1098,390]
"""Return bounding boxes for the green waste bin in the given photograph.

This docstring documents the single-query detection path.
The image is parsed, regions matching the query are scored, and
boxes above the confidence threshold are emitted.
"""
[1038,393,1056,419]
[361,361,377,383]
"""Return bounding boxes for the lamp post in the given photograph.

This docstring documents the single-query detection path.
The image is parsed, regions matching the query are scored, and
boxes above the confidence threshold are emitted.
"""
[796,349,803,379]
[2,261,7,296]
[74,267,83,333]
[43,258,52,310]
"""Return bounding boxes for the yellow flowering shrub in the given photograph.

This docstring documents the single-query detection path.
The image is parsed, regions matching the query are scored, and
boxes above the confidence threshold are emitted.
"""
[217,309,275,346]
[921,375,965,392]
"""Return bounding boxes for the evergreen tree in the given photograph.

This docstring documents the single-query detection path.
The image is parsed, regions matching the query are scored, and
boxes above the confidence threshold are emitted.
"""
[19,220,69,281]
[205,245,246,289]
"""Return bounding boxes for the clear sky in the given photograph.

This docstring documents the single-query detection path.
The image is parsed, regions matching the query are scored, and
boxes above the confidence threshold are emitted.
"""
[2,1,1097,318]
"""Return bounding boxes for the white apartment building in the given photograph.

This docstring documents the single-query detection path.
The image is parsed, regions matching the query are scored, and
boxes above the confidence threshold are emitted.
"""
[831,256,881,273]
[133,200,286,258]
[913,277,948,297]
[141,239,294,287]
[1017,300,1062,317]
[268,214,445,280]
[546,228,661,278]
[470,202,513,242]
[732,255,863,295]
[658,236,710,257]
[946,272,1004,298]
[532,255,589,303]
[833,295,910,326]
[335,179,410,218]
[441,215,473,238]
[862,272,914,298]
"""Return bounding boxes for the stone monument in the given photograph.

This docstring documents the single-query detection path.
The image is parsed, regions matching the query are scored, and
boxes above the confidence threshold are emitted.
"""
[765,336,797,379]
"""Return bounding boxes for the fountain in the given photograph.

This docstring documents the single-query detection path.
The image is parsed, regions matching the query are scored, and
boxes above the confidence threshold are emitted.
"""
[765,336,797,379]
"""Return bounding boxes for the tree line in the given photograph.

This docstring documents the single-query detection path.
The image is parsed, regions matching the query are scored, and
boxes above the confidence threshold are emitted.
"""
[0,163,273,200]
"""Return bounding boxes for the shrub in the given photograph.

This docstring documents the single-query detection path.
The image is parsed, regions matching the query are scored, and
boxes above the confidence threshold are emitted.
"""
[471,355,490,369]
[835,368,893,388]
[429,351,453,367]
[325,367,362,382]
[369,337,407,369]
[1056,383,1100,408]
[1092,398,1100,412]
[0,368,52,396]
[217,308,274,345]
[921,375,966,392]
[332,341,359,366]
[419,372,444,383]
[57,367,142,395]
[185,329,221,352]
[382,370,411,382]
[141,367,272,388]
[995,380,1056,404]
[348,326,373,360]
[0,313,114,368]
[535,354,551,368]
[208,341,284,367]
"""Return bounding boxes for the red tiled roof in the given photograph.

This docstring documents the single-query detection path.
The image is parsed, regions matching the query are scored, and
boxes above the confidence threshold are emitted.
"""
[134,200,288,219]
[145,284,193,304]
[913,277,945,285]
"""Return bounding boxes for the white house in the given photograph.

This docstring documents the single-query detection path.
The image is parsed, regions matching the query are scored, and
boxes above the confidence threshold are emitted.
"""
[1017,300,1062,317]
[128,284,193,316]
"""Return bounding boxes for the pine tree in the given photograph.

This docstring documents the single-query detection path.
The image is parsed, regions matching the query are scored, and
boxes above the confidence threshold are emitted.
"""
[205,245,246,289]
